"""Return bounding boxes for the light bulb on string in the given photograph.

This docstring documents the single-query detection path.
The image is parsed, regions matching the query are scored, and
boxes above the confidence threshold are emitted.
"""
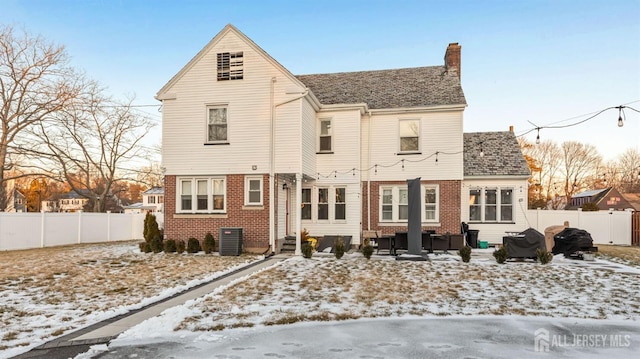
[617,106,624,127]
[535,128,540,144]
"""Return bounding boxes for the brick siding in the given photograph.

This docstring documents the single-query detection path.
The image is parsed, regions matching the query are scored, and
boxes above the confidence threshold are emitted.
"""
[361,180,461,235]
[164,174,271,250]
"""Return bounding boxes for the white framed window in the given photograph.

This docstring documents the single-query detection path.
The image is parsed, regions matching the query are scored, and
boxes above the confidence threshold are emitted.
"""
[301,186,347,222]
[335,187,346,220]
[301,188,312,220]
[468,187,514,223]
[399,119,420,153]
[245,176,263,206]
[206,106,228,143]
[177,177,226,213]
[318,188,329,220]
[380,184,439,223]
[158,196,164,204]
[217,52,243,81]
[148,196,156,204]
[423,185,439,222]
[318,118,332,152]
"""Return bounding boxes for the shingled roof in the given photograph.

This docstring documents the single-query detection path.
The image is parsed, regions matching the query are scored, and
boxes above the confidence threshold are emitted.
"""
[463,132,530,177]
[295,66,466,109]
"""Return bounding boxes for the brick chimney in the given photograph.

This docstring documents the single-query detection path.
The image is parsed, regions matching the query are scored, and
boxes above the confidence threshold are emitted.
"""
[444,42,461,80]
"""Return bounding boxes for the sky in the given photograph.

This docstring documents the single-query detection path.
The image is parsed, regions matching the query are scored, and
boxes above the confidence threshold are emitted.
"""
[3,0,639,161]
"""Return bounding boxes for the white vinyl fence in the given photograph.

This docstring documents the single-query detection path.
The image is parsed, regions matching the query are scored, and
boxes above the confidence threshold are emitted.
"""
[0,212,158,251]
[525,209,633,245]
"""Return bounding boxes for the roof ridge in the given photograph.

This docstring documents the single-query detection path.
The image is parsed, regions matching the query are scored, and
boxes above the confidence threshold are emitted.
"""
[295,65,445,77]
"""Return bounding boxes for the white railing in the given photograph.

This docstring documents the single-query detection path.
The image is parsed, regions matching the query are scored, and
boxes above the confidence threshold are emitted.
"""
[525,209,633,245]
[0,212,150,251]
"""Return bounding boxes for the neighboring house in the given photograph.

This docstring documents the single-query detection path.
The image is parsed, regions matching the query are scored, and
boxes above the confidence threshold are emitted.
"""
[567,187,634,211]
[156,24,530,253]
[124,187,164,214]
[621,193,640,211]
[57,190,90,212]
[4,180,27,212]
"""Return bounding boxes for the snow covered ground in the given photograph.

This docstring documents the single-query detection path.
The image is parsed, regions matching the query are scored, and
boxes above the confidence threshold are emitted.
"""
[3,242,639,359]
[0,242,261,359]
[94,250,640,358]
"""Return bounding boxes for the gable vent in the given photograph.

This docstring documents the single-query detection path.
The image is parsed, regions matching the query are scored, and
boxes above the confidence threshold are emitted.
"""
[217,52,243,81]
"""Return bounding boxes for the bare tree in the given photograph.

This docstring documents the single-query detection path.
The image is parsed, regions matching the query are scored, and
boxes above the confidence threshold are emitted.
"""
[617,148,640,193]
[561,141,602,199]
[0,25,90,209]
[520,139,564,208]
[36,96,155,212]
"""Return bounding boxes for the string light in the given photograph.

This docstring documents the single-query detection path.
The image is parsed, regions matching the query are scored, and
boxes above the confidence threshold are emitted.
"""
[312,150,463,179]
[517,102,640,144]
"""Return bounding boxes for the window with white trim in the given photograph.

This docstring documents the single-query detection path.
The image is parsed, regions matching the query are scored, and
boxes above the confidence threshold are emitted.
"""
[148,196,156,204]
[301,187,347,222]
[301,188,312,220]
[335,187,346,220]
[318,188,329,220]
[399,119,420,153]
[423,185,439,222]
[217,52,243,81]
[245,176,263,205]
[207,106,227,143]
[468,187,514,223]
[318,119,332,152]
[379,184,439,223]
[178,177,226,213]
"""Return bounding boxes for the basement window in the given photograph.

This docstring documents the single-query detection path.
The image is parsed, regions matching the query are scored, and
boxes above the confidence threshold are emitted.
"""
[217,52,243,81]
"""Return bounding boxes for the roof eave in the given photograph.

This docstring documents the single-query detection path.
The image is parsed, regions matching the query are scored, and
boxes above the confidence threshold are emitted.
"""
[369,103,467,115]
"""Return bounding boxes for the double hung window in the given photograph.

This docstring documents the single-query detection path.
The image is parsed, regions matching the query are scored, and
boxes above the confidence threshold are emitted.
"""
[178,177,226,213]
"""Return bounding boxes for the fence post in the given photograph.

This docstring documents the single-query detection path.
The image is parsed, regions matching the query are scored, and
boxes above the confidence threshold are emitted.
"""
[40,210,45,248]
[107,210,111,242]
[77,210,83,244]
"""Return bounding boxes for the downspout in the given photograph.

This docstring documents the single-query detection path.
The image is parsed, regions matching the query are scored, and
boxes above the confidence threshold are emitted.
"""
[269,77,276,254]
[367,110,372,230]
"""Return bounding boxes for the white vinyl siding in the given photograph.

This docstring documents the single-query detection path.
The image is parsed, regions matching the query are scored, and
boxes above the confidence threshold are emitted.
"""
[162,30,304,176]
[366,111,463,181]
[177,177,226,213]
[245,176,263,205]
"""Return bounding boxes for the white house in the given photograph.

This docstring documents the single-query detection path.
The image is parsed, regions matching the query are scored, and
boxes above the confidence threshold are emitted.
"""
[156,24,529,253]
[124,187,164,214]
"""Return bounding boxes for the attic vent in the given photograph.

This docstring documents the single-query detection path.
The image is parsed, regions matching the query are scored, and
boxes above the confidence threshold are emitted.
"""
[217,52,243,81]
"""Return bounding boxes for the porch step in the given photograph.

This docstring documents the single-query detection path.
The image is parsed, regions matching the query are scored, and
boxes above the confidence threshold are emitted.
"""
[280,236,297,253]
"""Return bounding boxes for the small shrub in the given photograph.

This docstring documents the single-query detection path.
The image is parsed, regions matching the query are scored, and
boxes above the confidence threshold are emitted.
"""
[581,202,599,211]
[362,244,374,260]
[144,213,160,244]
[493,244,509,264]
[176,239,186,254]
[139,241,151,253]
[334,237,345,259]
[187,237,201,253]
[150,235,163,253]
[301,242,313,259]
[203,232,215,254]
[163,239,177,253]
[536,247,553,264]
[458,246,472,263]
